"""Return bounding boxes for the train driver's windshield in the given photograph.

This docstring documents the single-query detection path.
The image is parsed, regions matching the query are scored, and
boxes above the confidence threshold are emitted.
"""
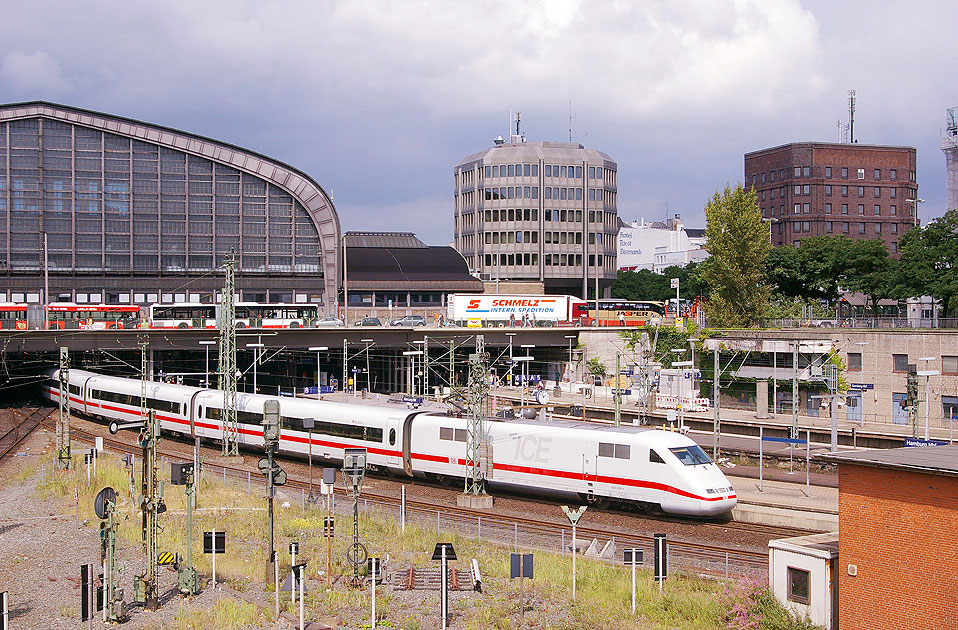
[669,445,712,466]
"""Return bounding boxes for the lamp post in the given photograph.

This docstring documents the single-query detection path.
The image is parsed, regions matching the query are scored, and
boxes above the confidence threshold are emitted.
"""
[907,197,925,227]
[565,335,577,385]
[199,340,216,388]
[361,339,374,393]
[918,357,939,441]
[246,343,264,394]
[412,340,425,396]
[309,346,328,398]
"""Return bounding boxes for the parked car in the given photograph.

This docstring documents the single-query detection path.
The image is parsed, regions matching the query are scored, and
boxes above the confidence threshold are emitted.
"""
[356,316,383,327]
[315,316,345,327]
[390,315,426,327]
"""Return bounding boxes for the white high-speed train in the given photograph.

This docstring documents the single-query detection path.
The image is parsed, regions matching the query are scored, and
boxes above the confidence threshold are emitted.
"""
[43,369,737,517]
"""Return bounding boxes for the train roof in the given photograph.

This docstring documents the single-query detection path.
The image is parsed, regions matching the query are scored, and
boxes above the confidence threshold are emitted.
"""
[485,415,653,434]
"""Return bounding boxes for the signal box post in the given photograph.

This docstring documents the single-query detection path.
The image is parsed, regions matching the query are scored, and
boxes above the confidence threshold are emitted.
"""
[170,462,199,595]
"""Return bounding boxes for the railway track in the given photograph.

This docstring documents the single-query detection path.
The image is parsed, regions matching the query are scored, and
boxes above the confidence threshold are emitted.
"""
[0,407,53,460]
[46,414,780,579]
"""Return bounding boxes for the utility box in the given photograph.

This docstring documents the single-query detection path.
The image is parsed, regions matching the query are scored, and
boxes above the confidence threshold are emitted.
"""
[768,532,839,630]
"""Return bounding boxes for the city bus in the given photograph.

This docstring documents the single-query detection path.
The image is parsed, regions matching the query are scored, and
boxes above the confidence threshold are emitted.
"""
[234,302,318,328]
[47,303,142,329]
[149,303,217,329]
[0,303,28,330]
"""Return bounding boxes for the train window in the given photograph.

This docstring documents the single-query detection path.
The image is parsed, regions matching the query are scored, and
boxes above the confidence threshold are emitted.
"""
[599,443,630,459]
[206,407,221,420]
[650,449,665,464]
[389,428,396,446]
[69,384,80,395]
[669,445,712,466]
[598,443,614,457]
[454,429,467,442]
[614,444,630,459]
[440,427,454,441]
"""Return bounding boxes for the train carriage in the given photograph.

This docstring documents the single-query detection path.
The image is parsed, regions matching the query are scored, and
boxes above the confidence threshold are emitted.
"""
[43,369,736,518]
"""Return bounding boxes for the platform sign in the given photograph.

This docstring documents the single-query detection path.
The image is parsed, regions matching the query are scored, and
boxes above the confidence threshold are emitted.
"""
[653,534,667,583]
[850,383,874,391]
[623,548,643,565]
[904,438,948,447]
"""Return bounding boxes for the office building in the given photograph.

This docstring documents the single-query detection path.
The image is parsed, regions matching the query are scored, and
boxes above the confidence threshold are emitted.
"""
[745,142,918,254]
[617,215,708,272]
[453,135,619,298]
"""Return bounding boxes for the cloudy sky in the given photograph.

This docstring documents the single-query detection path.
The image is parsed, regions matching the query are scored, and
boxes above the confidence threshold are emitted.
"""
[1,1,955,243]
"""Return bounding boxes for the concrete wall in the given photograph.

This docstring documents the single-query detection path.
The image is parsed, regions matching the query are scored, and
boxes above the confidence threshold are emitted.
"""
[837,464,958,629]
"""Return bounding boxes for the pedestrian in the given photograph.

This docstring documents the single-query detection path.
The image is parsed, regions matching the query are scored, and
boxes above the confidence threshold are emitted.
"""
[619,312,625,326]
[509,312,515,327]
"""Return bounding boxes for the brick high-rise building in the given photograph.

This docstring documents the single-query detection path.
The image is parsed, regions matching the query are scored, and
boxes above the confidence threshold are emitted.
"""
[745,142,918,254]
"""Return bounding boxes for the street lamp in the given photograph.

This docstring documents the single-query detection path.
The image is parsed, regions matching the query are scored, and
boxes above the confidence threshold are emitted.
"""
[246,343,264,394]
[361,339,374,393]
[565,335,577,386]
[308,346,328,398]
[199,340,216,388]
[505,333,516,388]
[907,197,925,227]
[762,217,778,244]
[918,357,939,441]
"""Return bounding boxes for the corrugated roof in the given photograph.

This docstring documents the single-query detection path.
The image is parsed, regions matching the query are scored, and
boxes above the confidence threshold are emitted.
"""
[344,232,426,249]
[818,445,958,477]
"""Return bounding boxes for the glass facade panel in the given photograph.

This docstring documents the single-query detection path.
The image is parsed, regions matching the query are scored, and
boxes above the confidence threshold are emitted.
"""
[0,119,321,275]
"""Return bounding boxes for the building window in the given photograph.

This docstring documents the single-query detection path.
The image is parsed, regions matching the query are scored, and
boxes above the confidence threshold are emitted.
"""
[787,567,811,605]
[794,185,802,195]
[874,168,881,179]
[891,205,897,216]
[893,353,910,372]
[825,167,832,178]
[943,356,958,375]
[859,222,866,234]
[858,204,865,215]
[842,186,848,197]
[874,205,881,216]
[842,167,848,179]
[794,204,801,214]
[825,221,832,233]
[944,396,958,423]
[803,185,810,194]
[875,222,881,233]
[841,204,848,214]
[848,352,862,371]
[891,241,898,253]
[802,221,810,231]
[891,223,898,234]
[874,187,881,198]
[825,203,832,214]
[842,222,849,233]
[793,167,801,177]
[857,168,865,180]
[803,166,810,176]
[858,186,865,197]
[890,187,897,199]
[825,185,832,196]
[890,169,897,180]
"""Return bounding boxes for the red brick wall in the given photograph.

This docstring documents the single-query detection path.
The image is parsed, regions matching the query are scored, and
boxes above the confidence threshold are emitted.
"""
[838,464,958,629]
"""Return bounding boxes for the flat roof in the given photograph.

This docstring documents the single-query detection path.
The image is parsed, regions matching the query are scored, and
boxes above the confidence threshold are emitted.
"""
[818,445,958,477]
[745,141,916,158]
[769,531,839,559]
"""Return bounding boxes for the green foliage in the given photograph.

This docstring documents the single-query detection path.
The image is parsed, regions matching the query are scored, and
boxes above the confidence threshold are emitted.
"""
[702,184,772,327]
[897,209,958,317]
[586,357,607,376]
[611,262,707,301]
[172,598,265,629]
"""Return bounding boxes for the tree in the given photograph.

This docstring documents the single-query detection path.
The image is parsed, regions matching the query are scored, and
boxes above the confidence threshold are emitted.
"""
[842,238,896,315]
[610,262,706,302]
[702,184,772,327]
[897,210,958,317]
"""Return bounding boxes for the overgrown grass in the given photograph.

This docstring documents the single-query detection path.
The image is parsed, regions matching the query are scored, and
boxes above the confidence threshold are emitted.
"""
[35,455,821,629]
[171,597,266,629]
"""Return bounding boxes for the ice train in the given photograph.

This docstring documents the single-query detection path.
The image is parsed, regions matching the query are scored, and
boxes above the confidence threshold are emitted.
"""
[43,369,737,517]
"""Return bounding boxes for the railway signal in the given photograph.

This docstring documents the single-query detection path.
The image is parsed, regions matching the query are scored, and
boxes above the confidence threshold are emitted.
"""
[654,534,668,593]
[56,346,71,469]
[170,462,199,596]
[431,543,457,630]
[343,448,368,587]
[510,553,534,622]
[93,487,123,622]
[262,399,282,584]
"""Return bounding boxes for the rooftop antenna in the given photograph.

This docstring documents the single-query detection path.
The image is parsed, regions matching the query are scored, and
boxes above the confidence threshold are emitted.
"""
[568,99,576,142]
[836,120,842,143]
[510,110,525,144]
[848,89,856,144]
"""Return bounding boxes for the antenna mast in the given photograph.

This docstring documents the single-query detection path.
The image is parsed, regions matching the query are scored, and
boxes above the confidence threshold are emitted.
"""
[848,90,856,144]
[568,100,575,143]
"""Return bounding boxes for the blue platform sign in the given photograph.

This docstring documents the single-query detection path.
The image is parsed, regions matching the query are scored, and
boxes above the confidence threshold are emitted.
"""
[402,396,424,405]
[904,438,948,447]
[850,383,874,391]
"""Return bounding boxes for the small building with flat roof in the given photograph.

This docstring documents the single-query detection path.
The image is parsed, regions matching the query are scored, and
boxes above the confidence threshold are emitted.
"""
[768,532,839,629]
[818,445,958,630]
